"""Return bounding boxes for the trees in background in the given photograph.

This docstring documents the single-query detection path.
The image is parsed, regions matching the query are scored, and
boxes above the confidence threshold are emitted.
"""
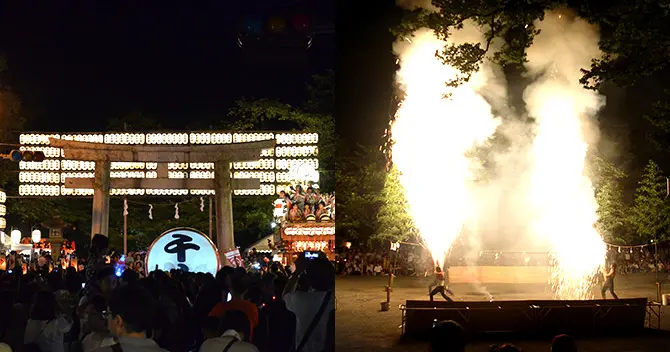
[591,157,631,244]
[375,166,416,243]
[630,160,670,242]
[336,145,386,242]
[395,0,670,90]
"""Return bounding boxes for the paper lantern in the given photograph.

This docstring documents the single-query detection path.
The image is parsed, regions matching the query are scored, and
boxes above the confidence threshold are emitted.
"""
[10,229,21,245]
[32,229,41,243]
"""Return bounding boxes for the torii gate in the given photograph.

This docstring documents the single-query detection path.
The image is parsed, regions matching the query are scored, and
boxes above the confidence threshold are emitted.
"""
[49,138,275,263]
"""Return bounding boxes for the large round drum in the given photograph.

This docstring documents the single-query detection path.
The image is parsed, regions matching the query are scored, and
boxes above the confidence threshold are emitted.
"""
[146,227,221,276]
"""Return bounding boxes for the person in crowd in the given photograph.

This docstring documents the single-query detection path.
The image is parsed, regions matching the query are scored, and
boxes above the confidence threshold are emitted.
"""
[304,187,317,210]
[209,275,259,342]
[601,263,619,299]
[199,310,259,352]
[119,269,139,286]
[283,252,334,352]
[315,201,328,220]
[551,334,577,352]
[81,295,115,352]
[24,290,57,352]
[303,204,313,217]
[288,203,304,222]
[201,316,222,341]
[255,275,295,352]
[93,284,169,352]
[428,265,454,302]
[429,320,466,352]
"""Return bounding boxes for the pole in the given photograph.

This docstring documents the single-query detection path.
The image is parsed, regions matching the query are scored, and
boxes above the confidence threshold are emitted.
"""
[655,239,660,302]
[385,241,397,308]
[123,197,127,255]
[209,196,213,239]
[214,161,234,265]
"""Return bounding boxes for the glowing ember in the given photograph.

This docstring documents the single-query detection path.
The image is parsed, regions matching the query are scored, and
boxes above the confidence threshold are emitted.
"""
[391,29,500,268]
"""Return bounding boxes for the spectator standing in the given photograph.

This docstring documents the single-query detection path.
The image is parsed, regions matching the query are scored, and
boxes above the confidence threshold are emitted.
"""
[199,310,259,352]
[92,284,169,352]
[283,254,334,352]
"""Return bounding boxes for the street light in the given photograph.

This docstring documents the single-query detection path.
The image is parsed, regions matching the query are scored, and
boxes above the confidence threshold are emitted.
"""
[10,229,21,245]
[31,229,41,243]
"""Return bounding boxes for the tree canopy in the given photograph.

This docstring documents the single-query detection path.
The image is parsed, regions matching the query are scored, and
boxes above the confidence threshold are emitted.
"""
[376,166,416,243]
[394,0,670,89]
[630,160,669,242]
[336,145,386,242]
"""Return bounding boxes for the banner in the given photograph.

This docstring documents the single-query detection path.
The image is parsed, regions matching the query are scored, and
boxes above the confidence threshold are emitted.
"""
[224,249,244,268]
[146,228,220,275]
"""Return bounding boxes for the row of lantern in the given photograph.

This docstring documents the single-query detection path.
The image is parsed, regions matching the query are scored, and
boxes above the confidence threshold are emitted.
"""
[19,158,318,171]
[19,170,317,185]
[17,146,311,166]
[0,229,44,246]
[20,132,318,146]
[239,14,311,36]
[17,184,288,197]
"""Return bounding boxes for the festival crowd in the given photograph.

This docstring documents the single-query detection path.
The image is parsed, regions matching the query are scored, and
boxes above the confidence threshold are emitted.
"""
[336,242,670,276]
[0,235,335,352]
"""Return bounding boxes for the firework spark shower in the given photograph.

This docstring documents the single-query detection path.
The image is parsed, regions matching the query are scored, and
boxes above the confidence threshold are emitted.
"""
[524,12,607,299]
[391,28,501,269]
[390,5,607,298]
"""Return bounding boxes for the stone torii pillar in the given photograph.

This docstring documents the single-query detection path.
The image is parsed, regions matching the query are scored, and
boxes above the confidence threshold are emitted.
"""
[92,160,111,237]
[49,138,275,264]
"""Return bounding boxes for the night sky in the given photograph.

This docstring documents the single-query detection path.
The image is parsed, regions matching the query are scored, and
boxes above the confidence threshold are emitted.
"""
[0,1,334,132]
[337,0,400,152]
[0,1,664,177]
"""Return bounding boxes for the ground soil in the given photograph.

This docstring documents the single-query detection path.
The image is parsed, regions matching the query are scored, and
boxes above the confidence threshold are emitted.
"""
[335,273,670,352]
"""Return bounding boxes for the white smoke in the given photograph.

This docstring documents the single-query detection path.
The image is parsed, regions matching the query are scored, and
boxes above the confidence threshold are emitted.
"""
[522,10,606,299]
[390,7,609,298]
[391,24,502,269]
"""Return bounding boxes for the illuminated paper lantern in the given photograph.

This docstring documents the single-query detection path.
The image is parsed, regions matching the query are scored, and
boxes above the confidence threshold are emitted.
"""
[31,229,41,243]
[10,229,21,245]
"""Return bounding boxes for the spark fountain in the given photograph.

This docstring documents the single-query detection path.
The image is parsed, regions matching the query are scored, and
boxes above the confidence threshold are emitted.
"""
[391,28,500,269]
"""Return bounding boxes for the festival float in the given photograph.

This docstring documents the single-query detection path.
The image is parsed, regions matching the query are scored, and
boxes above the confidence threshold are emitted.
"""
[274,163,335,264]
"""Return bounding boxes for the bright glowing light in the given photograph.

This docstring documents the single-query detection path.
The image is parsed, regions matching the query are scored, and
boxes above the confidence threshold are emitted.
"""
[31,229,41,243]
[524,13,606,300]
[391,29,500,268]
[10,229,21,245]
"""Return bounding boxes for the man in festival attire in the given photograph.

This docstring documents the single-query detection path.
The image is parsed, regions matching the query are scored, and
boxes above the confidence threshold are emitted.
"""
[428,264,454,302]
[601,262,619,299]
